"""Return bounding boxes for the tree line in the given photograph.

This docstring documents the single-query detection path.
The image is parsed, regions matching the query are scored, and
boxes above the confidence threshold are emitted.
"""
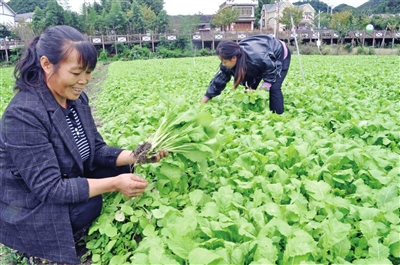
[2,0,400,43]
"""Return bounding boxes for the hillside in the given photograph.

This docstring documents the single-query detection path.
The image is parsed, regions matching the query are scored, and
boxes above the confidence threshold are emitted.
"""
[358,0,400,13]
[293,0,399,14]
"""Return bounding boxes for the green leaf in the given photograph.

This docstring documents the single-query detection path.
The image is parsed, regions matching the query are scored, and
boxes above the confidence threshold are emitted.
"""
[368,237,390,259]
[333,238,351,258]
[148,247,179,265]
[109,255,126,265]
[303,179,331,201]
[106,239,117,252]
[121,204,134,216]
[254,237,278,262]
[266,183,284,203]
[355,206,381,220]
[188,248,224,264]
[284,230,317,258]
[376,184,398,208]
[167,235,196,259]
[103,224,118,238]
[265,202,282,218]
[189,189,204,208]
[360,220,377,240]
[178,143,214,162]
[160,163,182,187]
[320,218,351,249]
[143,224,158,237]
[201,202,219,218]
[390,241,400,258]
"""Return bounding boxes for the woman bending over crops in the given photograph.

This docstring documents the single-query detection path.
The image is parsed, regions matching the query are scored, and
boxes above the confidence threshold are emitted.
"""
[0,25,167,264]
[201,34,291,114]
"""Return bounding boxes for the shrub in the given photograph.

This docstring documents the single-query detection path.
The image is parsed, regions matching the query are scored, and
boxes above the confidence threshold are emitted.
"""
[130,45,151,60]
[357,45,375,55]
[198,48,214,56]
[98,50,109,61]
[343,43,353,53]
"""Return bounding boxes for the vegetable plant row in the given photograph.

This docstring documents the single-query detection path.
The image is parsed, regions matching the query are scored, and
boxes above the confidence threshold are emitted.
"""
[0,55,398,265]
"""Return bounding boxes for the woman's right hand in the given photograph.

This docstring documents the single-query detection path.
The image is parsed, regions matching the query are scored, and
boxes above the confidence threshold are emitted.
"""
[201,96,209,103]
[114,173,148,198]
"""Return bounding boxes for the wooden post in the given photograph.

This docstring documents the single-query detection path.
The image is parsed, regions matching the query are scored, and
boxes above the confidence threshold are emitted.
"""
[362,31,365,47]
[381,30,386,48]
[4,39,8,63]
[201,31,204,49]
[101,35,105,51]
[372,30,375,47]
[151,33,154,52]
[392,31,395,49]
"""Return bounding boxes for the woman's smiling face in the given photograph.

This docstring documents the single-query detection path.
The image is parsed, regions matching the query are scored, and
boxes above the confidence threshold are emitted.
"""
[42,48,92,108]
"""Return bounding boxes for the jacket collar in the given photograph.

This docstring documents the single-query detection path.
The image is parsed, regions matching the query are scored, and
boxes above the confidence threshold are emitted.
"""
[37,87,93,173]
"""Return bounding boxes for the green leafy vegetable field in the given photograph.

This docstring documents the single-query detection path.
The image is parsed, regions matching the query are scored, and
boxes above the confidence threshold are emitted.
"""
[0,55,399,265]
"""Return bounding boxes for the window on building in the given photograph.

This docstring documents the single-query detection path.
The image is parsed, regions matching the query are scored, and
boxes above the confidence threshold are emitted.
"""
[234,6,253,17]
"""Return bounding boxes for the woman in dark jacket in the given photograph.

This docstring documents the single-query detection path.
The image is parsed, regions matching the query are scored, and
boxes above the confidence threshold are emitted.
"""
[0,25,167,264]
[201,34,291,114]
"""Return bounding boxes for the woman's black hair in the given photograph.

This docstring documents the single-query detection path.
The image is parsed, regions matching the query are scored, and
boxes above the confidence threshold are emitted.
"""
[14,25,98,91]
[216,40,246,89]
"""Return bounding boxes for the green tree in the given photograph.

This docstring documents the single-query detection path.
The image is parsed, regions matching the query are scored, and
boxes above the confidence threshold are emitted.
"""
[7,0,48,13]
[64,11,82,31]
[211,7,240,31]
[280,7,303,30]
[32,7,46,34]
[128,0,146,34]
[83,8,99,35]
[330,10,352,46]
[0,24,11,39]
[318,13,331,29]
[137,0,164,15]
[153,10,169,33]
[105,0,129,34]
[141,4,157,32]
[44,0,65,28]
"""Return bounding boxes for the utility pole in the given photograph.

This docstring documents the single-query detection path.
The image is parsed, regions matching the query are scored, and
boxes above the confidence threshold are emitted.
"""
[277,0,280,39]
[290,13,305,83]
[274,0,278,38]
[315,10,323,29]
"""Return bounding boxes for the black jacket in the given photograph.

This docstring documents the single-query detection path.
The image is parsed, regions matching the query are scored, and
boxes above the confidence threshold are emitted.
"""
[205,34,286,99]
[0,88,123,264]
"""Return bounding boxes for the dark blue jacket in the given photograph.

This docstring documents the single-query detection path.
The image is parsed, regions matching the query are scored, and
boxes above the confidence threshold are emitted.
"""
[205,34,286,99]
[0,87,123,264]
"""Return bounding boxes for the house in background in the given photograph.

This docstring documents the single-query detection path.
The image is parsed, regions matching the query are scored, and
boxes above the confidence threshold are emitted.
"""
[0,0,16,25]
[15,12,34,23]
[260,1,292,31]
[260,0,315,31]
[297,4,315,29]
[219,0,258,32]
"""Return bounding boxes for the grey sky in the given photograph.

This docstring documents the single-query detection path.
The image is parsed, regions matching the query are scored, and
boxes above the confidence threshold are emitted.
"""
[70,0,369,15]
